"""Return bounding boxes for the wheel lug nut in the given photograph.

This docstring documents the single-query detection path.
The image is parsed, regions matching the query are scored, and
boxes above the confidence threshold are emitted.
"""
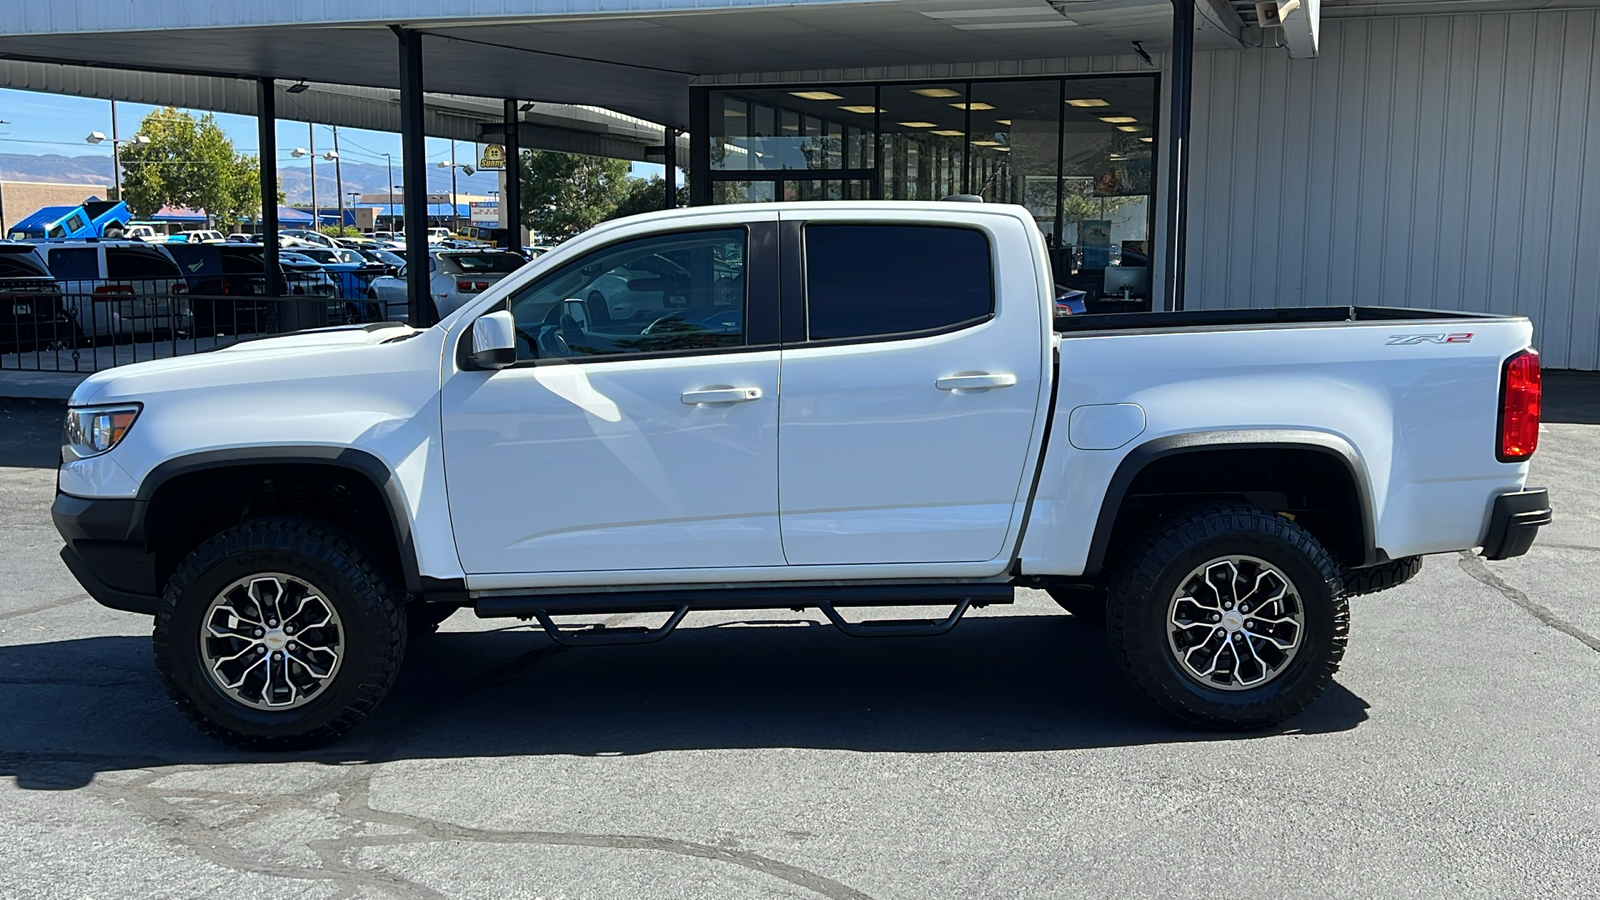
[268,619,277,627]
[284,625,294,635]
[254,629,264,637]
[287,642,297,651]
[1212,614,1221,622]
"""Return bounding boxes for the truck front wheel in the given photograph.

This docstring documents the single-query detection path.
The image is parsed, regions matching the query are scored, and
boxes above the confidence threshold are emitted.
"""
[1106,504,1349,730]
[153,517,406,750]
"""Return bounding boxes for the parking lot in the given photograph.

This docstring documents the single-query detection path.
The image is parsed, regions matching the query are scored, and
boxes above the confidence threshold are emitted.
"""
[2,382,1598,900]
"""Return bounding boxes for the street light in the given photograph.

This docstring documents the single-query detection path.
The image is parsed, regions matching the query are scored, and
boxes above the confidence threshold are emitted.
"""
[436,141,475,234]
[86,127,150,200]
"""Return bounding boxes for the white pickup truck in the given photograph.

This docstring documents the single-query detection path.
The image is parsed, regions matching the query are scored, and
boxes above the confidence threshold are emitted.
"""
[52,201,1551,749]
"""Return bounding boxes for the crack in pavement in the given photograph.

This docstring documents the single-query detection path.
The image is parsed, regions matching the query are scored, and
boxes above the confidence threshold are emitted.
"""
[0,592,89,621]
[1457,551,1600,653]
[82,763,878,900]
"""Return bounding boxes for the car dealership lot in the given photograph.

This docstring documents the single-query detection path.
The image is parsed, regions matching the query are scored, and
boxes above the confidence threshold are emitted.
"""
[2,392,1597,900]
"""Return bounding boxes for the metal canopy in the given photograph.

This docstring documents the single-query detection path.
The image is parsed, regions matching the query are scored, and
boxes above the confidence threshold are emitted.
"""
[0,0,1244,129]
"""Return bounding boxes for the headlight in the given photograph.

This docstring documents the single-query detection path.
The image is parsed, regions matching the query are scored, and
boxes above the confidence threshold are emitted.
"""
[63,404,142,460]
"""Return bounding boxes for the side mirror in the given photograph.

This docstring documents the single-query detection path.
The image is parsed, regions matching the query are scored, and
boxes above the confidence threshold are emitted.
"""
[470,310,517,369]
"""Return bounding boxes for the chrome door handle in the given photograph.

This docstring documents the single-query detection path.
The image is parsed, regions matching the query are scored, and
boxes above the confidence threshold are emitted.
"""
[681,387,763,405]
[935,373,1017,391]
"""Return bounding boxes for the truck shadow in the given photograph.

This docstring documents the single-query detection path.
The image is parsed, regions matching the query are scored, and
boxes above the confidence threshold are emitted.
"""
[0,613,1369,790]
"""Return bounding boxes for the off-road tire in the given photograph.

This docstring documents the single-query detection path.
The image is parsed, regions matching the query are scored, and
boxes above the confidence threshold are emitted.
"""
[1344,556,1423,597]
[153,517,406,750]
[1107,504,1349,730]
[1046,586,1108,624]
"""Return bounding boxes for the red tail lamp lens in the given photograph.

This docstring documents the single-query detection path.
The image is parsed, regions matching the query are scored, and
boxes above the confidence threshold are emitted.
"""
[1498,349,1541,461]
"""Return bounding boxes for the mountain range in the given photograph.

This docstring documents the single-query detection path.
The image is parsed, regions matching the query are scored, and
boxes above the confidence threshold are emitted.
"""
[0,152,504,206]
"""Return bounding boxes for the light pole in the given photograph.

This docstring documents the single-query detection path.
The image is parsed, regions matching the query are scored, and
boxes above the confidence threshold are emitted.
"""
[86,101,150,201]
[292,139,340,233]
[437,144,475,235]
[332,126,345,233]
[383,153,396,230]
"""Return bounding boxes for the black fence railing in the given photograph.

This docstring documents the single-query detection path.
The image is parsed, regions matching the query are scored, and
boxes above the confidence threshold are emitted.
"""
[0,289,386,374]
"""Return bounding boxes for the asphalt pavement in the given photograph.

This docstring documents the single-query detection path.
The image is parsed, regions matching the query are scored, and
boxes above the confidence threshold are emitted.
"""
[2,390,1598,900]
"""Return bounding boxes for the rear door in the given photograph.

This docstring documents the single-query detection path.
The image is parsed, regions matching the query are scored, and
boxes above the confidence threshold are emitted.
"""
[776,213,1048,566]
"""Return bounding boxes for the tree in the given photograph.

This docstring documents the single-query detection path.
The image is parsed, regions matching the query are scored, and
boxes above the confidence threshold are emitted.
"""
[518,150,635,241]
[608,175,688,220]
[118,108,264,227]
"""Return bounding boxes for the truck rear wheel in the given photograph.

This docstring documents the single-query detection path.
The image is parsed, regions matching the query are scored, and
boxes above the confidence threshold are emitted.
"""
[1344,556,1423,597]
[1106,504,1348,730]
[153,517,406,750]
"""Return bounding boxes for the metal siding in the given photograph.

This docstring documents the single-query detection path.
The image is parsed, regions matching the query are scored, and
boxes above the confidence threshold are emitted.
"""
[1186,11,1600,368]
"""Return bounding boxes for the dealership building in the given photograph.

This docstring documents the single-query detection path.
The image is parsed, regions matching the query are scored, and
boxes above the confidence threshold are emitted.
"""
[2,0,1598,368]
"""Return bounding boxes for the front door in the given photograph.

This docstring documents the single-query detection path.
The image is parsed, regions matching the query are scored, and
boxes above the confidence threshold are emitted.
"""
[442,220,784,575]
[777,218,1046,566]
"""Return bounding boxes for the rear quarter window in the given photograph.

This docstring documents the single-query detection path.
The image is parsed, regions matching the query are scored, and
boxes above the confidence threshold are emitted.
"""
[444,252,524,274]
[0,247,52,279]
[45,247,100,280]
[803,224,994,341]
[106,246,181,279]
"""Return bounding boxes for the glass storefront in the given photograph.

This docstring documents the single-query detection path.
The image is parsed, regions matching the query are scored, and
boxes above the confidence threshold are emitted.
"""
[693,75,1159,309]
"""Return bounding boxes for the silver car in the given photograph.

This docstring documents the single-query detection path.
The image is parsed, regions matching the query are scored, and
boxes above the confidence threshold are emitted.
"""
[368,249,528,321]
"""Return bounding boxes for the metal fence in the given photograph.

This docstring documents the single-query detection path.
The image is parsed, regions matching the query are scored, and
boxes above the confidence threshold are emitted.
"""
[0,288,386,374]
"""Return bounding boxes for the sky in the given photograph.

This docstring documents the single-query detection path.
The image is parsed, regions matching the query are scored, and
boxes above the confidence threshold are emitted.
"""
[0,86,666,199]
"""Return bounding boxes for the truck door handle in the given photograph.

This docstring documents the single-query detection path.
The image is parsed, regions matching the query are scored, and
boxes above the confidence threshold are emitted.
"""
[681,387,763,405]
[935,373,1017,391]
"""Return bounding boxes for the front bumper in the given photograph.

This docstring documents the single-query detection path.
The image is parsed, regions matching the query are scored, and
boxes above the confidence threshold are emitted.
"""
[51,493,160,616]
[1481,488,1552,561]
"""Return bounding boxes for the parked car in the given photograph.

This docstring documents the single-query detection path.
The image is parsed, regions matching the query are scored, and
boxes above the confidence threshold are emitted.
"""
[368,248,527,320]
[38,239,192,339]
[6,200,131,241]
[52,201,1552,749]
[0,241,76,353]
[427,227,451,243]
[166,229,225,244]
[353,247,405,273]
[164,242,283,337]
[280,229,339,249]
[127,223,163,242]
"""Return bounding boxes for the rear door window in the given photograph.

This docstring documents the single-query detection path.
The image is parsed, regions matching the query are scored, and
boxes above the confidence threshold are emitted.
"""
[802,224,994,342]
[106,246,181,279]
[45,248,100,281]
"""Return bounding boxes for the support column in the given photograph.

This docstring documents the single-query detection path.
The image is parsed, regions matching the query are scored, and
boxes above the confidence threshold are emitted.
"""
[689,89,710,206]
[395,26,431,326]
[1161,0,1194,311]
[663,127,678,210]
[502,99,522,251]
[257,79,279,296]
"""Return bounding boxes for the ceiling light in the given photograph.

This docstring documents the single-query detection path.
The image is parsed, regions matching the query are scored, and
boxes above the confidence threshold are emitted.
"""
[954,20,1075,29]
[1117,125,1143,132]
[897,121,938,128]
[991,146,1010,151]
[995,119,1012,125]
[950,102,995,111]
[1066,98,1109,107]
[922,7,1073,17]
[723,108,746,117]
[931,129,964,136]
[972,140,1002,146]
[1099,115,1138,123]
[783,124,798,131]
[790,91,844,101]
[1139,136,1154,142]
[838,105,880,114]
[286,82,309,94]
[912,88,962,98]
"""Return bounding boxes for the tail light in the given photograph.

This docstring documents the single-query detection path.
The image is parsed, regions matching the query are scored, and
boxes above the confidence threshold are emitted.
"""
[93,284,135,296]
[455,277,490,293]
[1497,349,1541,461]
[171,281,188,294]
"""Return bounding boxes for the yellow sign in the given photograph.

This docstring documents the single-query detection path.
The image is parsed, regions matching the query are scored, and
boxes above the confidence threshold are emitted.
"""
[478,144,506,170]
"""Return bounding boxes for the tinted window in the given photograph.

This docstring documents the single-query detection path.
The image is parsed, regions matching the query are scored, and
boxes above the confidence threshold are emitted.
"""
[164,243,220,276]
[803,224,993,341]
[444,252,524,274]
[220,249,267,274]
[508,228,746,362]
[0,247,51,279]
[64,213,88,233]
[46,247,99,280]
[106,246,180,279]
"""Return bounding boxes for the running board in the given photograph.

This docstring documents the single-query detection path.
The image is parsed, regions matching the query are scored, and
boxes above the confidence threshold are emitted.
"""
[475,583,1012,642]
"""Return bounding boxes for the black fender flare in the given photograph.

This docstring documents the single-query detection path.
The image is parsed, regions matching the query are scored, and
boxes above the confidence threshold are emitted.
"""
[136,446,446,594]
[1082,429,1380,577]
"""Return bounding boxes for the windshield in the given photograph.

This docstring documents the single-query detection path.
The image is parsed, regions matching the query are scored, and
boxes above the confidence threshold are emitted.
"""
[443,252,524,274]
[0,246,50,278]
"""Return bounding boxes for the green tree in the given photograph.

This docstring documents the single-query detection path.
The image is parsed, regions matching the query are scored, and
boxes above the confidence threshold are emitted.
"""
[118,108,264,227]
[518,150,635,241]
[607,174,689,220]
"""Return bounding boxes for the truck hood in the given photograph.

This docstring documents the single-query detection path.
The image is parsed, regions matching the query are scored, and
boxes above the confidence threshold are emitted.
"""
[70,324,436,405]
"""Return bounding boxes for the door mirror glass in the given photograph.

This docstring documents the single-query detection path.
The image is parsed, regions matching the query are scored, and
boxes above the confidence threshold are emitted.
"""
[470,309,517,369]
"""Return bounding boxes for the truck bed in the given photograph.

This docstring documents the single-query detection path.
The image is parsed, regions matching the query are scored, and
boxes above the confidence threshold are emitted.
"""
[1055,305,1513,334]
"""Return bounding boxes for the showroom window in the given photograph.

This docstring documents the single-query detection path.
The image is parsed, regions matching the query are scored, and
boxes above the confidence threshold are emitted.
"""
[695,75,1158,311]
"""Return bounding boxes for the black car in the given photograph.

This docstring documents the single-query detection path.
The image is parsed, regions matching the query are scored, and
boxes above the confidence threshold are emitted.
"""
[0,242,77,353]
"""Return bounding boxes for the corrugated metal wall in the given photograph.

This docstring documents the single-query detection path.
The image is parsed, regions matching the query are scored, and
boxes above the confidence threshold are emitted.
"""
[1187,10,1600,369]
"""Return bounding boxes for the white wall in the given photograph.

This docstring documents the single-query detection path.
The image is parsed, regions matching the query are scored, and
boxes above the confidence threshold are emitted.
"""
[1186,10,1600,369]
